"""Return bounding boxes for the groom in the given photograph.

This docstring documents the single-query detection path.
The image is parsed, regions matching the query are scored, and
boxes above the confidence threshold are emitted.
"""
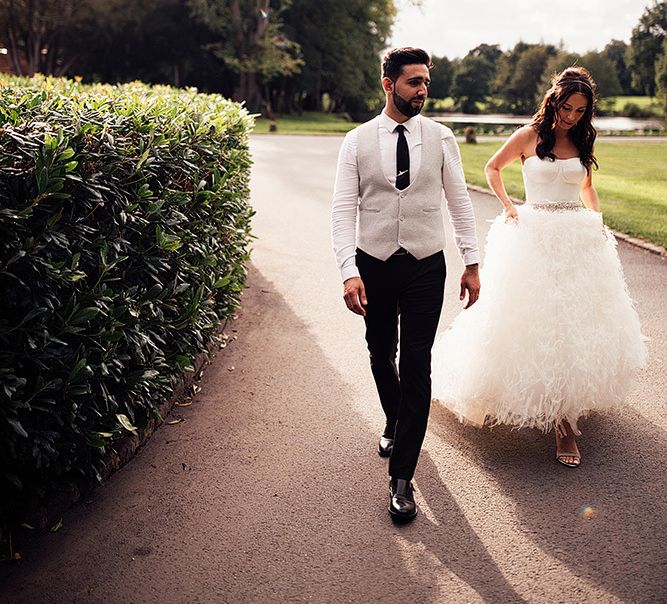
[331,47,480,521]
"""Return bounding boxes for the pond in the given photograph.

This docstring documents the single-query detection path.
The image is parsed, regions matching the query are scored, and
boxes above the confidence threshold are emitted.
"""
[429,113,665,131]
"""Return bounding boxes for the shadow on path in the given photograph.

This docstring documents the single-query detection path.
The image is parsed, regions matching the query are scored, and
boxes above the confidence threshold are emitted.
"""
[403,450,528,603]
[2,265,483,603]
[429,402,667,602]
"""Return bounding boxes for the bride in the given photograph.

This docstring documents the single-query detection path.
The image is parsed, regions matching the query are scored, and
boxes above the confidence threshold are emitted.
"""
[431,67,647,467]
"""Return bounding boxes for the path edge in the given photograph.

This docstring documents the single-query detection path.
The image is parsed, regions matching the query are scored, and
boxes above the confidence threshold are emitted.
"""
[3,322,232,562]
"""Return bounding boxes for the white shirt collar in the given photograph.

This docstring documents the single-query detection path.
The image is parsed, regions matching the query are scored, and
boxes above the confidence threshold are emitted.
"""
[380,110,420,134]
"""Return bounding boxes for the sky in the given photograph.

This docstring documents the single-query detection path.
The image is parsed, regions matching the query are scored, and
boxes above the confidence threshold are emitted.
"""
[390,0,651,59]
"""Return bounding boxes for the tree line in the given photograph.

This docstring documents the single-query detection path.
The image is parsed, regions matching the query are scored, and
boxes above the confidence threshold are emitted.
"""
[432,1,666,114]
[0,0,665,116]
[0,0,397,117]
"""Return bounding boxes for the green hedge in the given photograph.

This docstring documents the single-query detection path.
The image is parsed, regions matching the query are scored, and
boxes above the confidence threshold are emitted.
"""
[0,75,254,527]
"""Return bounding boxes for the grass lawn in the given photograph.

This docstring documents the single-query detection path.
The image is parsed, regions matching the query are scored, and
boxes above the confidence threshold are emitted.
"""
[429,96,664,117]
[459,141,667,249]
[601,96,662,113]
[253,111,359,135]
[251,112,666,248]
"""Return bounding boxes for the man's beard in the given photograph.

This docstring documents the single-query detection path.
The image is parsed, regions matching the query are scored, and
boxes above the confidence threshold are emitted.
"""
[393,90,424,118]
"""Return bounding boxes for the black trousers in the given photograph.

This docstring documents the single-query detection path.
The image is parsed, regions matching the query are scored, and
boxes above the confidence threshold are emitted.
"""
[356,248,446,480]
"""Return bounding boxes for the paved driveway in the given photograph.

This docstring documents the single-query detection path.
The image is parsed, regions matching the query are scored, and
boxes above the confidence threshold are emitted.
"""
[2,134,665,603]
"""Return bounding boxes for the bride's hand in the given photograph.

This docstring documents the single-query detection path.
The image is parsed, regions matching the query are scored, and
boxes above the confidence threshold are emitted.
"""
[504,205,519,223]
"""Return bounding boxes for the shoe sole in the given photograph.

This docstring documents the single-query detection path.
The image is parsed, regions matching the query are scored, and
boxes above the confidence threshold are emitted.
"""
[378,448,392,458]
[388,506,417,523]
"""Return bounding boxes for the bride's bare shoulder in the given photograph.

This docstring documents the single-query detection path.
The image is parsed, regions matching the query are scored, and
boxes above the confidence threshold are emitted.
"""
[506,125,538,157]
[512,125,538,144]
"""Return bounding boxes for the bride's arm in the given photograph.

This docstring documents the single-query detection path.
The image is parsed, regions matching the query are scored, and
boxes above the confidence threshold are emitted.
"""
[580,170,600,212]
[485,126,533,218]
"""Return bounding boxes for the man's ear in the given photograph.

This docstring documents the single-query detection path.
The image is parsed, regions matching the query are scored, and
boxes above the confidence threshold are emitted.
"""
[381,77,394,93]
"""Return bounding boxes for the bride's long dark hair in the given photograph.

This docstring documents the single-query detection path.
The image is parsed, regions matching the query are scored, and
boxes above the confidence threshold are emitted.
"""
[531,67,598,173]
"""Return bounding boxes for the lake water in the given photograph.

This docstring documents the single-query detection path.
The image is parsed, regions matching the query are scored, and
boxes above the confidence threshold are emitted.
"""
[429,113,665,131]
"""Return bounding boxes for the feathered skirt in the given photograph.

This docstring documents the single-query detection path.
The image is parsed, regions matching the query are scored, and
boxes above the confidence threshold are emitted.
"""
[431,203,647,434]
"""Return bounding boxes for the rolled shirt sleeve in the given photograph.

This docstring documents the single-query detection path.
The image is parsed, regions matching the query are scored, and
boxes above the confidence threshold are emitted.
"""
[441,129,480,266]
[331,130,361,282]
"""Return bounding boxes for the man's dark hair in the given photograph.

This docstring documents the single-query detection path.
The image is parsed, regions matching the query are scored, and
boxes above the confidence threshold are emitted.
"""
[382,47,432,81]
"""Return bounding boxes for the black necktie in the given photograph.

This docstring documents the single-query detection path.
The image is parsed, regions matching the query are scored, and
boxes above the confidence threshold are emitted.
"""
[395,125,410,190]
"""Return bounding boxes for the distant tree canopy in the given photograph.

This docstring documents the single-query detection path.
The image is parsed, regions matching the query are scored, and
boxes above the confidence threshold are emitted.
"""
[449,44,500,113]
[657,37,667,110]
[428,55,453,100]
[452,50,496,113]
[0,0,665,115]
[0,0,78,75]
[603,39,633,95]
[499,44,558,114]
[274,0,395,115]
[188,0,303,115]
[627,0,667,96]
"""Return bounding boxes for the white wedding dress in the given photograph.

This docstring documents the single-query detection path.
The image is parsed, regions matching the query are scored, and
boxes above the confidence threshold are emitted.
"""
[431,155,647,434]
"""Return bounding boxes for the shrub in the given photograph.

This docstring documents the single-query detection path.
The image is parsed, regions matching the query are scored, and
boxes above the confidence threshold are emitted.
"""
[621,102,653,118]
[0,75,254,528]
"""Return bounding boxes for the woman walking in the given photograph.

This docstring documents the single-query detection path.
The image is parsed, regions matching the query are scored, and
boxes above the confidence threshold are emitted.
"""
[431,67,647,467]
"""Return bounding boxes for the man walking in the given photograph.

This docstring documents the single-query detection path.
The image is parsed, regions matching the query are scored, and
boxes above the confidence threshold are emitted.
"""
[331,47,480,522]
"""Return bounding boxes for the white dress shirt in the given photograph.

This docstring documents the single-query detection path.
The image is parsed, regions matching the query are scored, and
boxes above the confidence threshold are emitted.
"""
[332,111,480,282]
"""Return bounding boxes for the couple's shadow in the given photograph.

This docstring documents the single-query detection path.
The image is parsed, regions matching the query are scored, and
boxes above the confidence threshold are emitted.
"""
[407,404,667,602]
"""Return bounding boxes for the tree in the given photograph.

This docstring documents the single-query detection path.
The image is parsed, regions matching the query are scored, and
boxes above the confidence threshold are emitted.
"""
[61,0,219,91]
[429,55,453,99]
[0,0,79,75]
[493,41,534,95]
[497,44,556,114]
[603,39,633,95]
[538,51,581,90]
[189,0,303,113]
[449,44,502,113]
[580,51,622,98]
[277,0,395,115]
[656,37,667,111]
[452,53,494,113]
[627,0,667,96]
[468,43,502,67]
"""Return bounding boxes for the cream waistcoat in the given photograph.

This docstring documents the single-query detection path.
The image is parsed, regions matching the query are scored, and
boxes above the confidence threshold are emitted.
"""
[356,115,446,260]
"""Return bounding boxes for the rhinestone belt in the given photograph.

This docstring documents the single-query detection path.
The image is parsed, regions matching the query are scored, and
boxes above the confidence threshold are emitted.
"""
[531,201,584,211]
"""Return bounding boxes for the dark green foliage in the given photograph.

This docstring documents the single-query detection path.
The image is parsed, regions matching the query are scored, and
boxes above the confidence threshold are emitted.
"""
[452,54,496,114]
[656,37,667,112]
[429,56,454,101]
[627,0,667,96]
[0,75,254,525]
[276,0,395,115]
[495,44,558,114]
[603,40,633,95]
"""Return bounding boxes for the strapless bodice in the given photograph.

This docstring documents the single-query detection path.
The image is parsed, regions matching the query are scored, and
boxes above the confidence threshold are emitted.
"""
[522,156,586,204]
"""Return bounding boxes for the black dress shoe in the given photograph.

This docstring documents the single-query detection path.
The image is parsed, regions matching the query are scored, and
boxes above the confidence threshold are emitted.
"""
[388,478,417,522]
[378,436,394,457]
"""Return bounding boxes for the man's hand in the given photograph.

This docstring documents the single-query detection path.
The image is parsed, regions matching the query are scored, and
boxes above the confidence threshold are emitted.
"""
[460,264,480,309]
[343,277,367,316]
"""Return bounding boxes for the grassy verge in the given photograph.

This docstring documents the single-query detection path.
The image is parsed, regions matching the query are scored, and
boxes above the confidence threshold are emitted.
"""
[429,96,664,117]
[253,111,360,135]
[458,141,667,249]
[600,95,663,115]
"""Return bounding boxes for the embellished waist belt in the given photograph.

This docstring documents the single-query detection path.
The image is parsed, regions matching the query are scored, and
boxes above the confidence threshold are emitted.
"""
[530,201,583,212]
